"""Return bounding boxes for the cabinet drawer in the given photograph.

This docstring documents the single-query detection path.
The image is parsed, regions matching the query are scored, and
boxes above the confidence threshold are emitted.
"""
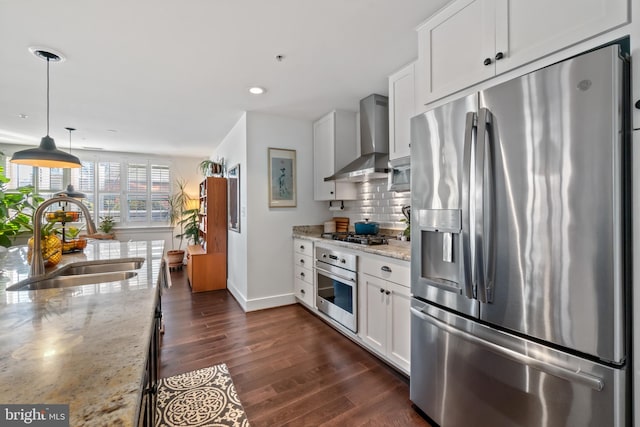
[293,238,313,257]
[294,253,313,269]
[360,255,410,287]
[294,278,314,307]
[294,265,313,285]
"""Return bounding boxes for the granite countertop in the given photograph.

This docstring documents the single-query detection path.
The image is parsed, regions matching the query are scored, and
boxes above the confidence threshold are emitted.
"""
[0,239,165,426]
[292,225,411,262]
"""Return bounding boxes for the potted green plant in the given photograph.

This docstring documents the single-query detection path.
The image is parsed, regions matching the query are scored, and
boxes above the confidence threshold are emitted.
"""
[0,156,44,248]
[198,159,223,177]
[166,178,191,269]
[178,208,201,247]
[400,205,411,241]
[99,216,115,234]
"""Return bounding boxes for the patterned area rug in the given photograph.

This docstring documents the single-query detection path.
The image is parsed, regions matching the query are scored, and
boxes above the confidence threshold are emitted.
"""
[156,364,250,427]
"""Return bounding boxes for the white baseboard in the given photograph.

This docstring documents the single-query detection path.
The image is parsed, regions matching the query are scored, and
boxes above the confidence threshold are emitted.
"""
[226,281,248,311]
[226,280,296,312]
[245,293,296,312]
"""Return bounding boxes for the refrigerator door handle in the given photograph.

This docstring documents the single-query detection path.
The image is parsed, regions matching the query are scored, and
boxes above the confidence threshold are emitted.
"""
[475,108,495,303]
[461,111,476,300]
[410,307,605,391]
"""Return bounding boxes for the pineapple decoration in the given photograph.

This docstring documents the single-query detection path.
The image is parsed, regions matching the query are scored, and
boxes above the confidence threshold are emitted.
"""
[27,215,63,267]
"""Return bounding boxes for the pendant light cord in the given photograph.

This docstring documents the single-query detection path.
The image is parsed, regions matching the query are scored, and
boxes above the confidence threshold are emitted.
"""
[46,57,50,136]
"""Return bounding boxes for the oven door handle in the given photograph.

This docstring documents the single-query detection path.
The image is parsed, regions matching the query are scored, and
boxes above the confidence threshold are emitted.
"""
[315,266,356,283]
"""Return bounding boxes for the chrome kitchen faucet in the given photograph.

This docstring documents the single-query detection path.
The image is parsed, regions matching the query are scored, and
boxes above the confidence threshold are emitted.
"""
[30,195,98,277]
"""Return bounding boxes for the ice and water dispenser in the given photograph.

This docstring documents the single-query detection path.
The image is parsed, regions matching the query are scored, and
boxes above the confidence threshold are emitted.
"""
[413,209,467,299]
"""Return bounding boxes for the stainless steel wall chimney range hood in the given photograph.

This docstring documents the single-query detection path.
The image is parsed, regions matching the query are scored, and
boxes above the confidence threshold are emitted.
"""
[324,94,389,182]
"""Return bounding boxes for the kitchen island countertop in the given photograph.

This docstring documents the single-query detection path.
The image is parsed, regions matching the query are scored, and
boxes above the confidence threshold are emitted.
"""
[0,239,165,426]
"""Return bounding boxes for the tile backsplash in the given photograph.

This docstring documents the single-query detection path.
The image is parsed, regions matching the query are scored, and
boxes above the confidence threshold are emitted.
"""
[331,178,410,231]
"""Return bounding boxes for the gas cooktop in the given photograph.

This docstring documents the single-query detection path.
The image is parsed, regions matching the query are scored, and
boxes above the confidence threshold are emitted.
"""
[321,232,388,246]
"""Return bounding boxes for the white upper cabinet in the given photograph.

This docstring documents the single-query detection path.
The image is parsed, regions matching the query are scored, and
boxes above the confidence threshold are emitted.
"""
[388,62,415,160]
[494,0,628,75]
[416,0,629,105]
[416,0,496,105]
[313,110,358,201]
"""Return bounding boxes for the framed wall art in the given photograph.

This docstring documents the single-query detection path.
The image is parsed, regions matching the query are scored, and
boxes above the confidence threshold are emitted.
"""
[268,148,296,208]
[228,164,240,232]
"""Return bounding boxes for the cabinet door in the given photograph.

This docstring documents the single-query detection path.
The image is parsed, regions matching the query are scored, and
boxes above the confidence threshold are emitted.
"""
[389,62,415,160]
[387,282,411,372]
[313,113,337,200]
[361,274,388,354]
[494,0,628,75]
[416,0,495,105]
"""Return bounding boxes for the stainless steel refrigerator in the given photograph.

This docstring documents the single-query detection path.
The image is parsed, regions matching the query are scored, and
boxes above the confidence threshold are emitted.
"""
[410,44,630,427]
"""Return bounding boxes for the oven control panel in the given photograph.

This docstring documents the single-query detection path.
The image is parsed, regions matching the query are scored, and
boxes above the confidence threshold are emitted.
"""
[315,246,357,272]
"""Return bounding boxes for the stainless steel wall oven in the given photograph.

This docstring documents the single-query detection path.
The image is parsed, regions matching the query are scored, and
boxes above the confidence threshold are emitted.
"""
[315,246,358,332]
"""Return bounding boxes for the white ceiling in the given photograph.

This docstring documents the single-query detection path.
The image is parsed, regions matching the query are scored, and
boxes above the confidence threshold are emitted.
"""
[0,0,451,158]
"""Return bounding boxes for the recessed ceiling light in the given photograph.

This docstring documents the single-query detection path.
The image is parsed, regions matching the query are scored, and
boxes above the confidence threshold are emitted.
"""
[18,114,28,119]
[248,86,266,95]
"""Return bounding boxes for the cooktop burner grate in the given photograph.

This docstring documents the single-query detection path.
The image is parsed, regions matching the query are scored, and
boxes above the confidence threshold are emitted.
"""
[321,232,388,245]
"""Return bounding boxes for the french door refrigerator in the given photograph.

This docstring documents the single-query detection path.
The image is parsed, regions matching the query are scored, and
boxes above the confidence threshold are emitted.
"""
[410,44,630,427]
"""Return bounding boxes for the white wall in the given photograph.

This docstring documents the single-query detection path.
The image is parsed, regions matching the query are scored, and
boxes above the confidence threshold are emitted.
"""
[211,112,326,311]
[244,112,327,310]
[210,114,249,307]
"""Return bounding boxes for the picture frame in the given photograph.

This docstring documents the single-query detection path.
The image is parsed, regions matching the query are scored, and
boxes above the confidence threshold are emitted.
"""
[228,164,240,232]
[268,148,297,208]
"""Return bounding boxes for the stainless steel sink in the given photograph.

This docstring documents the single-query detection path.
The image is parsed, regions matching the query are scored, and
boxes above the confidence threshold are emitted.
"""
[6,257,145,291]
[59,258,145,276]
[7,271,138,291]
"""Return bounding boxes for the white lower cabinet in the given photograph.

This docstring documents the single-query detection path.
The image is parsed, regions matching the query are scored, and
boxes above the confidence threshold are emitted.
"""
[293,238,314,308]
[359,256,411,374]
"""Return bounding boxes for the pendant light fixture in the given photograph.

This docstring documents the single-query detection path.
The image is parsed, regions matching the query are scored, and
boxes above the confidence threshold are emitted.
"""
[10,48,81,168]
[55,127,86,198]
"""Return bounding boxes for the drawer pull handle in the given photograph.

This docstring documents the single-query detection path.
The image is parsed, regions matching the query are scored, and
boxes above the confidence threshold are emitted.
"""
[381,266,392,273]
[300,289,305,294]
[300,259,305,264]
[300,272,305,278]
[300,245,305,250]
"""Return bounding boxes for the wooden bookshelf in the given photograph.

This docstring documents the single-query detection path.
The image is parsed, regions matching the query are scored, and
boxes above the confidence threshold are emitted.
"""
[186,177,227,292]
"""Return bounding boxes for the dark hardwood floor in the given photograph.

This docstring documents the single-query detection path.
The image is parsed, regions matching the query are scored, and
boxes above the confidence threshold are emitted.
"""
[159,269,432,426]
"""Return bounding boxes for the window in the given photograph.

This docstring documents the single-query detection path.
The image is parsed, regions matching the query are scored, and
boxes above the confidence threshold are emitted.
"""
[7,163,34,189]
[71,161,95,216]
[127,164,147,222]
[37,167,64,199]
[150,165,170,222]
[98,161,122,222]
[2,152,172,228]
